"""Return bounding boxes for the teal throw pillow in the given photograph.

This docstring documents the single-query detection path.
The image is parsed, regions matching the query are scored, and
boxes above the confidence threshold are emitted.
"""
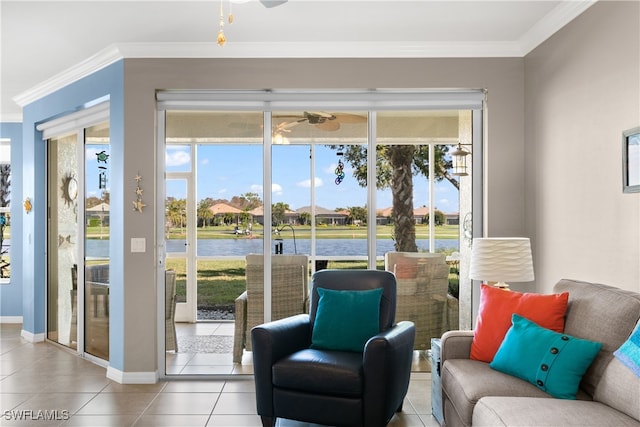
[490,314,602,399]
[614,322,640,378]
[311,287,383,352]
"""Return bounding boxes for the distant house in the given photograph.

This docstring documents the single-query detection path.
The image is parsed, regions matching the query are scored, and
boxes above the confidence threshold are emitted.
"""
[86,202,110,226]
[376,206,459,225]
[209,202,243,225]
[296,206,347,225]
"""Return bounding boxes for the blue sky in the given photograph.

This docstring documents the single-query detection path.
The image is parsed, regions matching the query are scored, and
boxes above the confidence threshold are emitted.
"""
[165,144,460,214]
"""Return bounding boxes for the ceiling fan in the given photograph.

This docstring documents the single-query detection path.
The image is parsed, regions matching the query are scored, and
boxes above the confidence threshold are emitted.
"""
[259,0,288,8]
[275,111,367,133]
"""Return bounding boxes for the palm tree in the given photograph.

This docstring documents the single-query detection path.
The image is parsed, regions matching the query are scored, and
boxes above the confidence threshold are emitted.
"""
[337,144,456,252]
[197,200,214,227]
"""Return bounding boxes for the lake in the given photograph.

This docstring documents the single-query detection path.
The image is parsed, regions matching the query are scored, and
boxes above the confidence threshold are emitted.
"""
[86,238,459,258]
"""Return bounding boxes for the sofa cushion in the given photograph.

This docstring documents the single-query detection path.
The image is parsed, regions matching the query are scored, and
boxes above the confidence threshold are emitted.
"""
[311,287,383,352]
[473,396,640,427]
[471,285,569,363]
[490,314,602,399]
[554,279,640,396]
[594,350,640,421]
[441,359,552,426]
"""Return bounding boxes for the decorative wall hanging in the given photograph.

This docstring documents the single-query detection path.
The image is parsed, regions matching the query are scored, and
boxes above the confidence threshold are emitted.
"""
[60,172,78,206]
[132,173,146,213]
[335,146,345,185]
[96,150,109,189]
[24,197,32,214]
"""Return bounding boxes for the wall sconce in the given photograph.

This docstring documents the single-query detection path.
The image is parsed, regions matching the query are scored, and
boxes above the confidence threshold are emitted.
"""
[451,143,471,176]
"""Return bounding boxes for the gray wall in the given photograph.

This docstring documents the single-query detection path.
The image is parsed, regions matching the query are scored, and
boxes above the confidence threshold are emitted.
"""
[524,1,640,294]
[122,57,524,371]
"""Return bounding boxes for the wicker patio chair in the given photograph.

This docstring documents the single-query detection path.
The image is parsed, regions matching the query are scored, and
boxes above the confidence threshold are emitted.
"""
[233,254,309,363]
[165,269,178,352]
[385,252,450,350]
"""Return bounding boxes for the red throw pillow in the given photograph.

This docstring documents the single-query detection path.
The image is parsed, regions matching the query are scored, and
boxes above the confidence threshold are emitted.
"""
[470,284,569,363]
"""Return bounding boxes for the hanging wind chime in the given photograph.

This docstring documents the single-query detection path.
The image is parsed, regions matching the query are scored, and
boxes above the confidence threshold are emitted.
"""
[335,146,345,185]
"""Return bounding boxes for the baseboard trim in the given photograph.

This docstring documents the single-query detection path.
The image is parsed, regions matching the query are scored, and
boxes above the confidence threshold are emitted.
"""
[106,366,158,384]
[0,316,23,323]
[21,329,45,342]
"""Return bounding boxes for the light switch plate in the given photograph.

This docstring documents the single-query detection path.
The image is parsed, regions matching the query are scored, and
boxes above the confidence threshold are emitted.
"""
[131,237,146,253]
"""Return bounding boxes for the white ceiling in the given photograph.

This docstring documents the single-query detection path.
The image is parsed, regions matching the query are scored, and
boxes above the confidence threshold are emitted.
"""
[1,0,597,120]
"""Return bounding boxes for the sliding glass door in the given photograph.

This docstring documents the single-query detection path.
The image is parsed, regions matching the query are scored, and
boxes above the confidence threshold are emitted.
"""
[158,90,482,376]
[44,103,110,362]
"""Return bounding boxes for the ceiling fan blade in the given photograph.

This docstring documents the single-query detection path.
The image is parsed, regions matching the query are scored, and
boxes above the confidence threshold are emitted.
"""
[260,0,288,8]
[334,113,367,123]
[316,120,340,131]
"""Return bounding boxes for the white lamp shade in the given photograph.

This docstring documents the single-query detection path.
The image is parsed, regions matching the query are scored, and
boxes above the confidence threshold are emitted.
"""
[469,238,534,284]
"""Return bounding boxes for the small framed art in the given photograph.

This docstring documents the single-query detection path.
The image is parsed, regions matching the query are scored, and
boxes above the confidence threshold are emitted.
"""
[622,127,640,193]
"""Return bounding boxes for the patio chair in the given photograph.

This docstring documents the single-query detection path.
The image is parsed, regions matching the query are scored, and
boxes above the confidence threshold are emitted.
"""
[233,254,309,363]
[385,251,450,350]
[165,269,178,352]
[85,264,109,317]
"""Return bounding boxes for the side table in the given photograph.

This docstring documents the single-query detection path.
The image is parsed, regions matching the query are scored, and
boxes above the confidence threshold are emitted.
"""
[430,338,444,425]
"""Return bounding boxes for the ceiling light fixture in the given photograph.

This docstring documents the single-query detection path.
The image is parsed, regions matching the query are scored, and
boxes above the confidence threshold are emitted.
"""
[217,1,229,47]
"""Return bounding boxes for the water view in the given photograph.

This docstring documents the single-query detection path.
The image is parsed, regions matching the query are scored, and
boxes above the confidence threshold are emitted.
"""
[86,238,459,258]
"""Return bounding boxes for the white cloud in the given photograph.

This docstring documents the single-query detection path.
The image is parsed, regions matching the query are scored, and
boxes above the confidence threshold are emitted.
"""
[201,158,210,165]
[250,183,283,195]
[297,177,323,188]
[218,188,227,195]
[166,148,190,167]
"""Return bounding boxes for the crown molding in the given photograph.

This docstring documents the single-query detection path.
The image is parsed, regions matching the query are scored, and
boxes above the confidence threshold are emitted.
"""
[518,0,598,56]
[0,113,24,123]
[12,40,522,111]
[13,45,123,108]
[12,0,597,113]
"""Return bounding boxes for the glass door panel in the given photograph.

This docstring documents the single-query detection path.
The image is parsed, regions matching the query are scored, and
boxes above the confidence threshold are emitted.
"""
[375,110,464,352]
[47,133,79,349]
[272,110,369,271]
[166,177,193,322]
[195,143,263,323]
[84,123,110,360]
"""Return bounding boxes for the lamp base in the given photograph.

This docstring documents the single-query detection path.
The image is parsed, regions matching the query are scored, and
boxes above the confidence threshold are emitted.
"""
[493,282,510,289]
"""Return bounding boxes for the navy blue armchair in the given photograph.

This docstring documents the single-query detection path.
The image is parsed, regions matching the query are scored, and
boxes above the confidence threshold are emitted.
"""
[251,269,416,427]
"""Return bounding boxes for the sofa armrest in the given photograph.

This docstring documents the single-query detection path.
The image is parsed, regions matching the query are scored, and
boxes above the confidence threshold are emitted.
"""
[441,330,474,363]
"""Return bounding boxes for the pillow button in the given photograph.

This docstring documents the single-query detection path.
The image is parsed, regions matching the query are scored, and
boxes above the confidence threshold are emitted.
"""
[561,336,569,341]
[537,380,544,386]
[541,364,548,371]
[550,347,559,354]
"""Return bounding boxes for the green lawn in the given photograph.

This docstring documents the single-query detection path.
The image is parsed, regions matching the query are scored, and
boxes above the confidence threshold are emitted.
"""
[166,257,459,313]
[86,223,461,313]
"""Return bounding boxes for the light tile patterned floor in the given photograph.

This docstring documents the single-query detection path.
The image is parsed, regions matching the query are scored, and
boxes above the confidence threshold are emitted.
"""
[0,324,440,426]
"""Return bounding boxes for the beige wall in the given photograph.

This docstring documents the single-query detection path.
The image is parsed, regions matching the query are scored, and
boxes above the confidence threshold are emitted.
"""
[122,57,524,371]
[524,1,640,293]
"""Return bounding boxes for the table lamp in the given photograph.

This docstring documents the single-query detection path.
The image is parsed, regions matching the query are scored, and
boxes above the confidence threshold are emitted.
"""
[469,237,534,289]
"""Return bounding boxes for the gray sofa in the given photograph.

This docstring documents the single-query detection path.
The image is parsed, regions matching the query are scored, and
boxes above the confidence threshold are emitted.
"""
[440,279,640,427]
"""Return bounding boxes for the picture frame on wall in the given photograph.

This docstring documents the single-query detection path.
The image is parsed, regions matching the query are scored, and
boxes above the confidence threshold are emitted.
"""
[622,126,640,193]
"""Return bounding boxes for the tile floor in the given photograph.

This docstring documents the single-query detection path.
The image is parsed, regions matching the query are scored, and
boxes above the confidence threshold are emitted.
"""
[0,324,440,426]
[169,321,432,376]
